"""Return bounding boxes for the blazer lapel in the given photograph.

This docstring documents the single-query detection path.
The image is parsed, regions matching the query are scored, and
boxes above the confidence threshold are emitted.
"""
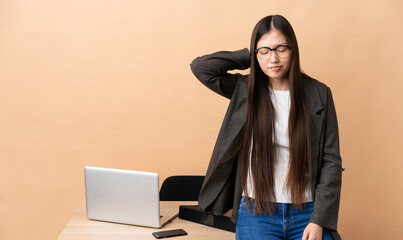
[305,85,324,185]
[199,83,248,212]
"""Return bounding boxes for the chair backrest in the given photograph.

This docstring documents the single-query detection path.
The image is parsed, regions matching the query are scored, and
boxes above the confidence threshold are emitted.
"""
[159,175,205,201]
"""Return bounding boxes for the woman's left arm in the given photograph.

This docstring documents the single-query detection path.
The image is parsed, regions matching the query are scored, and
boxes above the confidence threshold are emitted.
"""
[309,87,343,232]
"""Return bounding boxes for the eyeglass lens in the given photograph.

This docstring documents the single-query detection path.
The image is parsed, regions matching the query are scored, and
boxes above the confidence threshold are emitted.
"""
[257,46,290,59]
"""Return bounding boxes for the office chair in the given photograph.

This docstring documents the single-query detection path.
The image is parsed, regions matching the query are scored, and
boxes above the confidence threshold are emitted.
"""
[159,175,205,201]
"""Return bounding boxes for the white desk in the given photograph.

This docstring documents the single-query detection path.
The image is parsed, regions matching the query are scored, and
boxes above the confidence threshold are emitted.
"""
[57,201,235,240]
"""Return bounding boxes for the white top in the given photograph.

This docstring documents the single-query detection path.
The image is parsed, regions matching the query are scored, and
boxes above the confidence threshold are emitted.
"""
[244,89,312,203]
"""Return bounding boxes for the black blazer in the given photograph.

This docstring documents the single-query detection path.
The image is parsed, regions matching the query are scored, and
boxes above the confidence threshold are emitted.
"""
[191,48,343,240]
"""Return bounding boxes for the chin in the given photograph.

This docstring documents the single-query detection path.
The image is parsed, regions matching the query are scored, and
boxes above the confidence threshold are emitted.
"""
[268,73,284,79]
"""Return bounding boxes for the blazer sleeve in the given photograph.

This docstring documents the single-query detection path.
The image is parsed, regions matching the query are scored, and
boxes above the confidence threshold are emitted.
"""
[310,87,343,231]
[190,48,250,99]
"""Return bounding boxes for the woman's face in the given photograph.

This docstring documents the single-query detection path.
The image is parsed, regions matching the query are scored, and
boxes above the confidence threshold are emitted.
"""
[256,29,292,84]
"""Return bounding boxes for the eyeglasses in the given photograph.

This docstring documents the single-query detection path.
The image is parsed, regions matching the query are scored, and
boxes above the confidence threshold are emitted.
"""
[254,45,292,59]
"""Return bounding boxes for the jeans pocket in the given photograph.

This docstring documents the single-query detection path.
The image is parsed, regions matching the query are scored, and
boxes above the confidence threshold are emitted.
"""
[239,196,247,207]
[239,196,254,208]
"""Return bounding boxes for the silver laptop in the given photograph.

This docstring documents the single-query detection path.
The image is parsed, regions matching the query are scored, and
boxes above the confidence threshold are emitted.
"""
[84,166,178,228]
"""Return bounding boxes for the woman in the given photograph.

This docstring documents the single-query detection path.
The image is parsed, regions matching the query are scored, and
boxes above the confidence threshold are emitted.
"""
[191,15,343,240]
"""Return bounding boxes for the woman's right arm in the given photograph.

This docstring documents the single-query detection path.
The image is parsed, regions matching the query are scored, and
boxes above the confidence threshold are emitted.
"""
[190,48,250,99]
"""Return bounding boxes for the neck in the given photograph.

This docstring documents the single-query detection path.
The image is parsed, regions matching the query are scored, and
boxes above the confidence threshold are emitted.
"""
[269,78,289,91]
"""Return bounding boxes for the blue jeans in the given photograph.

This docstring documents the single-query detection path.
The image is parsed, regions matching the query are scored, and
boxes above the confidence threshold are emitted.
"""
[236,197,333,240]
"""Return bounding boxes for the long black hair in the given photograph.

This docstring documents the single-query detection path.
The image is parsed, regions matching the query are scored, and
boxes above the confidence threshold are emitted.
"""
[241,15,312,214]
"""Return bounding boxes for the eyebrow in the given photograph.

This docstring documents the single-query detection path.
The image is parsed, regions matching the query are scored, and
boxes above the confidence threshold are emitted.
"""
[257,43,289,48]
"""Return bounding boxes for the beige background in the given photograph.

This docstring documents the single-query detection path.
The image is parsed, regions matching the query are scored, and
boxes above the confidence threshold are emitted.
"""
[1,0,402,239]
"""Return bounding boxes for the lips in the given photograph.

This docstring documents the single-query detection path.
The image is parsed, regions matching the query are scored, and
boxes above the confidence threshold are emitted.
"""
[269,66,282,71]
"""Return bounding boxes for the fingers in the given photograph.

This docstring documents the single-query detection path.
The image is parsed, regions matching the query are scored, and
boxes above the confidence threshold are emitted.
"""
[302,229,309,240]
[303,233,322,240]
[302,223,323,240]
[302,229,322,240]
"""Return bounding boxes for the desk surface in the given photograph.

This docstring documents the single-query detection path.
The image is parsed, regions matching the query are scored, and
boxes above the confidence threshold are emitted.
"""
[57,201,235,240]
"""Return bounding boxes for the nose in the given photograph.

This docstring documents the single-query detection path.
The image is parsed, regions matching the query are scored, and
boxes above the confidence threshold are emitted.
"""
[268,51,279,63]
